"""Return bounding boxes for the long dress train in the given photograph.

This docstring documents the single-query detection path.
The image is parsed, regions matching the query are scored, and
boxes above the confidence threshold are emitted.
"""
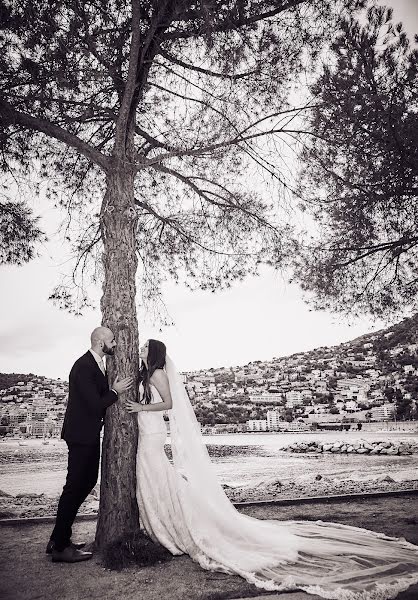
[136,367,418,600]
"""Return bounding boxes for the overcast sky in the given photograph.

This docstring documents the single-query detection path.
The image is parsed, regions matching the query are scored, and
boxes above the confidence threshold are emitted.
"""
[1,0,417,380]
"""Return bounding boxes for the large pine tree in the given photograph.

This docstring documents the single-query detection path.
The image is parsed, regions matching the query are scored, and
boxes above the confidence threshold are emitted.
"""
[0,0,362,547]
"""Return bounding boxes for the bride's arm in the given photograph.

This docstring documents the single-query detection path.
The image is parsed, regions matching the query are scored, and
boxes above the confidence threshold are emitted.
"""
[126,369,172,413]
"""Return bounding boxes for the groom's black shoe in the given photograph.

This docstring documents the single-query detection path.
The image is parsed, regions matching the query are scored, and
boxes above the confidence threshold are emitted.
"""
[51,546,93,563]
[46,539,86,554]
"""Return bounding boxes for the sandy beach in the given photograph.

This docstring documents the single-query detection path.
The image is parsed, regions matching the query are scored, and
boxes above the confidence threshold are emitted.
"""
[1,431,417,519]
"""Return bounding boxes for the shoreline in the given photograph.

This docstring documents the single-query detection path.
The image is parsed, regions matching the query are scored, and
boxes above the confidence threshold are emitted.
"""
[1,433,417,519]
[1,475,417,520]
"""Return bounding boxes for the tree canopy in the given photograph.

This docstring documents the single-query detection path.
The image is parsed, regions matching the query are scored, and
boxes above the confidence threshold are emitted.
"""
[1,0,362,317]
[293,5,418,319]
[0,200,44,265]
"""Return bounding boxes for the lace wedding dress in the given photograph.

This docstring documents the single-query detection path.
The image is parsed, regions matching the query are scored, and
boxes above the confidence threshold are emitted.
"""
[136,358,418,599]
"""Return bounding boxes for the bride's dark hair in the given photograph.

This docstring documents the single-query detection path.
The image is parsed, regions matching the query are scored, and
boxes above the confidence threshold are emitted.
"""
[139,339,167,404]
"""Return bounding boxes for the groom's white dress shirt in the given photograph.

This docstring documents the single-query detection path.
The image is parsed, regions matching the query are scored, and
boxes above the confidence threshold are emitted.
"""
[89,348,106,375]
[89,349,118,396]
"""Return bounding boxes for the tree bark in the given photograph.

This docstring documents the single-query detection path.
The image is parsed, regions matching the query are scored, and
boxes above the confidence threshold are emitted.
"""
[95,161,140,548]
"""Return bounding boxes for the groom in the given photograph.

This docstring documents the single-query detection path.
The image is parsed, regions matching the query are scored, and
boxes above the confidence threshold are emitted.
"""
[47,327,133,563]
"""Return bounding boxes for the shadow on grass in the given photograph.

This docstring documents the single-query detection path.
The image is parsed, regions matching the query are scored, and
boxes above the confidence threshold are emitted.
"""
[101,529,173,571]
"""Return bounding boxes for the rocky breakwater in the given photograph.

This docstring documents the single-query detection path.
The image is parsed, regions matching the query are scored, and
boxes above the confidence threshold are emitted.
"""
[280,439,418,455]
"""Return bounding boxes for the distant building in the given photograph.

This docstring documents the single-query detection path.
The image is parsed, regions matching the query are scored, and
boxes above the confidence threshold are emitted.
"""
[30,405,49,420]
[234,373,247,383]
[192,374,216,384]
[370,404,395,421]
[337,378,370,401]
[285,390,302,402]
[365,369,380,378]
[266,410,283,431]
[30,421,47,437]
[314,381,328,393]
[247,419,268,432]
[312,403,328,414]
[249,392,283,404]
[211,423,242,434]
[389,347,404,357]
[277,421,310,432]
[9,410,26,425]
[344,400,359,413]
[337,378,370,391]
[52,420,64,436]
[246,373,264,381]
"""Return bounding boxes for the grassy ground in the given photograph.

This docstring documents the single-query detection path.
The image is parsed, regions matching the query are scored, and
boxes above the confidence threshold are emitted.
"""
[0,494,417,600]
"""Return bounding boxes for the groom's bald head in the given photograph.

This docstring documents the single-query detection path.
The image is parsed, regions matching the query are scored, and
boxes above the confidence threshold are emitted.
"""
[90,327,116,356]
[91,326,112,345]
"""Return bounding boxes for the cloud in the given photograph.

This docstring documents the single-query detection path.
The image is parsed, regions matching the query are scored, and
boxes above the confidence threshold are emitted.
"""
[0,322,61,358]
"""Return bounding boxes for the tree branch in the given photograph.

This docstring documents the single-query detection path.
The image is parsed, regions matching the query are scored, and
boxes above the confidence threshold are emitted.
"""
[78,3,124,98]
[153,163,278,232]
[333,236,418,268]
[157,47,257,79]
[114,0,142,154]
[140,125,319,168]
[165,1,306,40]
[135,125,175,151]
[115,0,179,155]
[134,197,257,257]
[0,98,109,170]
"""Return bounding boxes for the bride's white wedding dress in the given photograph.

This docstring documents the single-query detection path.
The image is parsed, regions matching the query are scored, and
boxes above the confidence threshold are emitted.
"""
[136,358,418,600]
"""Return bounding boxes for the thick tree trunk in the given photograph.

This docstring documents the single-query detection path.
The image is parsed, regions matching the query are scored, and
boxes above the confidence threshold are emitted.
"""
[95,162,140,548]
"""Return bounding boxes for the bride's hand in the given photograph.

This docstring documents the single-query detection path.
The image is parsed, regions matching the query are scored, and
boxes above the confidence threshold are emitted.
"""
[126,400,142,413]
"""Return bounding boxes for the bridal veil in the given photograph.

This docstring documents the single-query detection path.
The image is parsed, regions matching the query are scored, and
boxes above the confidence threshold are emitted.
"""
[165,355,418,599]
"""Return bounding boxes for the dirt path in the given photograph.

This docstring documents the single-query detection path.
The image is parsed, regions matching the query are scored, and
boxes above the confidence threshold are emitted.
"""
[0,494,417,600]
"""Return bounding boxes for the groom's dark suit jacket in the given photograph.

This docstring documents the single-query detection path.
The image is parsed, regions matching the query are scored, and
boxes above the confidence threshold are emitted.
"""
[61,351,118,445]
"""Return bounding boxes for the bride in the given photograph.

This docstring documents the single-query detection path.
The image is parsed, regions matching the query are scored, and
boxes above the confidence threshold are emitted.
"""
[126,339,418,600]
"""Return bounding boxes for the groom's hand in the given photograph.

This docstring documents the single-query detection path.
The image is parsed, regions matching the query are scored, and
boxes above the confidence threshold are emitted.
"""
[112,376,133,394]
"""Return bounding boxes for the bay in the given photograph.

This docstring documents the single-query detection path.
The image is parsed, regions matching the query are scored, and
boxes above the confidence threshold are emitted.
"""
[0,430,417,497]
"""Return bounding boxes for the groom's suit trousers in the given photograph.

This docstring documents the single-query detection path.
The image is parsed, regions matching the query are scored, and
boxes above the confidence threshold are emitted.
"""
[51,441,100,551]
[51,351,118,551]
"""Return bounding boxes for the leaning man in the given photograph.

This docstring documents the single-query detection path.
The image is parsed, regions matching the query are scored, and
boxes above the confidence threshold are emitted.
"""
[47,327,133,563]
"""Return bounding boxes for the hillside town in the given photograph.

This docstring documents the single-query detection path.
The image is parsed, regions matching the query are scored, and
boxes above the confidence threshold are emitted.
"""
[1,315,418,438]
